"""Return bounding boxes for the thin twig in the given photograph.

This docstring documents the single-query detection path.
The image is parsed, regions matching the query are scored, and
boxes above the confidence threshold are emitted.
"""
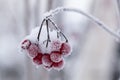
[37,19,46,41]
[48,18,68,42]
[46,20,51,47]
[45,7,120,40]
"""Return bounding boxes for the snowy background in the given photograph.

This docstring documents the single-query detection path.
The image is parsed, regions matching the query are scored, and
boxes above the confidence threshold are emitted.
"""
[0,0,120,80]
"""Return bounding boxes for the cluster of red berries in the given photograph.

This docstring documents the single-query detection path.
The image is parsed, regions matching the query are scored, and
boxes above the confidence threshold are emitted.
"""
[21,39,71,71]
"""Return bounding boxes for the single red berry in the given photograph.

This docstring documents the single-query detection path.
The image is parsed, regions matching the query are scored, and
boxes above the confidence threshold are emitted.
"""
[42,54,53,67]
[27,43,39,58]
[50,51,62,62]
[51,40,61,51]
[60,42,71,56]
[33,53,43,65]
[52,60,64,70]
[21,39,31,49]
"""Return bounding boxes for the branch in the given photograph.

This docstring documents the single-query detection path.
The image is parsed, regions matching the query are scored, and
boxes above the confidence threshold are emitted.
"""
[44,7,120,40]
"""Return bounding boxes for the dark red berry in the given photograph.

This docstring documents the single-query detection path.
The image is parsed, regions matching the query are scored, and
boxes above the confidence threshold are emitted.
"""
[60,43,71,56]
[52,60,64,70]
[33,53,43,65]
[21,39,31,49]
[50,51,62,62]
[42,54,53,67]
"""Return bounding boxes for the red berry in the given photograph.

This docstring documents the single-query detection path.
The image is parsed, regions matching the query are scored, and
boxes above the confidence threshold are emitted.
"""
[33,53,43,65]
[50,51,62,62]
[27,43,39,58]
[52,60,64,70]
[60,43,71,56]
[51,40,61,51]
[21,39,31,49]
[42,54,53,67]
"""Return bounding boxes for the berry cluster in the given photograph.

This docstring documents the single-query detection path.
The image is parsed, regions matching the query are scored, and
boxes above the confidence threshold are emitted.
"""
[20,19,72,71]
[21,39,71,70]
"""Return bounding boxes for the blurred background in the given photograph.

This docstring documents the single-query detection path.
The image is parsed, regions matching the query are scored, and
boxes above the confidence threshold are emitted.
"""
[0,0,120,80]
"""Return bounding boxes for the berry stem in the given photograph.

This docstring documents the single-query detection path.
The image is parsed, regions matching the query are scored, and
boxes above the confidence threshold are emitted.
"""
[47,18,68,42]
[44,7,120,40]
[37,19,46,41]
[46,20,51,47]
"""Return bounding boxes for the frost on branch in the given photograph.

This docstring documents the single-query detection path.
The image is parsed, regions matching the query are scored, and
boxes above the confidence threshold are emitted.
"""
[19,19,72,71]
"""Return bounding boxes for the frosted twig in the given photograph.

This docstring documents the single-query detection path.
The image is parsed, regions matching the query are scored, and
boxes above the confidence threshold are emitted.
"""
[37,19,46,41]
[47,18,68,42]
[44,7,120,40]
[46,20,51,47]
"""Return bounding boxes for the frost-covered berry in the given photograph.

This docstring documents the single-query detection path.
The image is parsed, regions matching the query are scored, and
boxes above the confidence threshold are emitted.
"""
[60,42,71,56]
[51,40,62,51]
[27,43,40,58]
[42,54,53,67]
[50,51,62,62]
[33,53,43,65]
[21,39,31,49]
[52,60,64,70]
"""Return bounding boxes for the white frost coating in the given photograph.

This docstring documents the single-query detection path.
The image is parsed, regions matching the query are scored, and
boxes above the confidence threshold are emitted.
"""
[44,7,120,40]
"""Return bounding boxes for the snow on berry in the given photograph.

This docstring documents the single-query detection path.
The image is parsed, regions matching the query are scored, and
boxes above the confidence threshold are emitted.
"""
[33,53,43,65]
[21,39,31,49]
[51,39,62,51]
[42,54,53,67]
[52,59,65,70]
[60,42,71,56]
[50,51,62,62]
[27,43,40,58]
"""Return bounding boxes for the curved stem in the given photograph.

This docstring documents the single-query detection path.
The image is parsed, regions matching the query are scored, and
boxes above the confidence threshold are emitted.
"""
[46,20,51,47]
[45,7,120,40]
[37,19,46,41]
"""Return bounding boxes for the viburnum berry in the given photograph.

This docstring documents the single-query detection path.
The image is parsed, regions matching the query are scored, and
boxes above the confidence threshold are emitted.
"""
[27,43,40,58]
[21,39,31,49]
[60,42,71,56]
[33,53,43,65]
[51,40,62,51]
[50,51,62,62]
[42,54,53,67]
[52,60,64,70]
